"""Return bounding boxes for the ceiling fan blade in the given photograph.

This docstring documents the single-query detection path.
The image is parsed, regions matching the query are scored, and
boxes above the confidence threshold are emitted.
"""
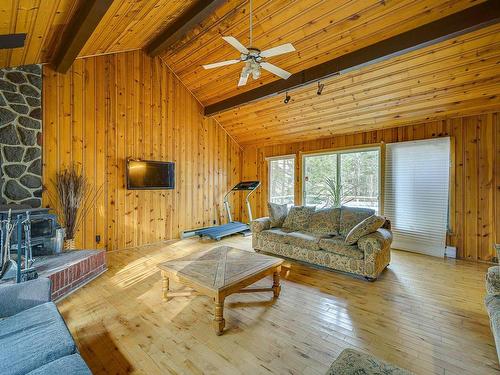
[238,72,249,87]
[260,43,295,58]
[202,59,240,69]
[222,36,249,54]
[260,62,292,80]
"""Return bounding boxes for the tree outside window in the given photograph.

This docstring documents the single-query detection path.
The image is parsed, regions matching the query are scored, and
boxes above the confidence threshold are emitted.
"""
[303,149,379,211]
[269,157,295,206]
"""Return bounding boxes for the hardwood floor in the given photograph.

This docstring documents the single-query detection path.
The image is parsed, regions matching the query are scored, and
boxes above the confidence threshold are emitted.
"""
[57,236,498,374]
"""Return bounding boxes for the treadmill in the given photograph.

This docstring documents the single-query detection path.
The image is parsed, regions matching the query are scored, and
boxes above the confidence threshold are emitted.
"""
[195,181,260,241]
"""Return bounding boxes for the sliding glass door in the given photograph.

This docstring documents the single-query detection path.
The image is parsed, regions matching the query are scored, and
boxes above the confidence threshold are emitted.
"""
[303,148,380,211]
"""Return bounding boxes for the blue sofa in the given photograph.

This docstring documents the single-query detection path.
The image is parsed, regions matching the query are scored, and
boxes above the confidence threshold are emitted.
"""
[0,278,92,375]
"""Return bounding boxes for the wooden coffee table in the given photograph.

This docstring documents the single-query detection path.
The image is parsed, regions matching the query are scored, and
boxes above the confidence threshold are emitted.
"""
[157,246,283,335]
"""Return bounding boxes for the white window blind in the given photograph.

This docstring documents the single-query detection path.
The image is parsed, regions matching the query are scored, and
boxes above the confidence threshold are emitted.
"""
[384,138,450,257]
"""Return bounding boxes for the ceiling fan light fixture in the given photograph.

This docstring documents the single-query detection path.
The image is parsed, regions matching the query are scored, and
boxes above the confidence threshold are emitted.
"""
[202,0,295,87]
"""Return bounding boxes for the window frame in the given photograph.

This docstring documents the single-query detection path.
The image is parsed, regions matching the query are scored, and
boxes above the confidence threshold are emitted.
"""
[266,154,296,206]
[300,145,382,212]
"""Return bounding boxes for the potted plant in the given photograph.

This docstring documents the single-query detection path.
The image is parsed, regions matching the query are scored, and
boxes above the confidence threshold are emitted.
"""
[47,164,101,250]
[322,177,354,208]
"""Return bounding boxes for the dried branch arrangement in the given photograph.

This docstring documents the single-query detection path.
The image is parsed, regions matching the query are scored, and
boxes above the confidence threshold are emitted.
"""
[45,163,103,243]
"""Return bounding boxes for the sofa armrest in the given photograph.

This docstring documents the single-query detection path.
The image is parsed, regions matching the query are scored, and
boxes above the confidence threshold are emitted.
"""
[251,217,271,233]
[0,277,52,318]
[358,228,393,254]
[487,266,500,296]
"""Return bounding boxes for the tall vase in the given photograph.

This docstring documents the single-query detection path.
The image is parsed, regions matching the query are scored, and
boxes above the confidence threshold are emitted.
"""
[64,238,76,250]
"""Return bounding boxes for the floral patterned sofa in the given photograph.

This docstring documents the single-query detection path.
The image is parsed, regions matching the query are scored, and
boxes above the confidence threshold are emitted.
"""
[251,206,392,280]
[485,249,500,365]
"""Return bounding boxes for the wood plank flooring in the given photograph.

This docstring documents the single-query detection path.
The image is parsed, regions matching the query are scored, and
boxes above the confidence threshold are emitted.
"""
[57,237,499,374]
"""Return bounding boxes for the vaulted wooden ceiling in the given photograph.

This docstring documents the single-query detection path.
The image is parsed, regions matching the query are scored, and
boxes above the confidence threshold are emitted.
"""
[1,0,499,147]
[161,0,486,105]
[0,0,195,68]
[215,23,500,146]
[79,0,196,57]
[0,0,77,68]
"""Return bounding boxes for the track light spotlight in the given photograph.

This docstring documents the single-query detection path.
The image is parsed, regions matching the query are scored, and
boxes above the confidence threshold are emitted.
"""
[317,81,324,95]
[284,92,291,104]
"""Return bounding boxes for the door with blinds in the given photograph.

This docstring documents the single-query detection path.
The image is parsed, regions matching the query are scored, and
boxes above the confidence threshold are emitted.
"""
[384,138,450,257]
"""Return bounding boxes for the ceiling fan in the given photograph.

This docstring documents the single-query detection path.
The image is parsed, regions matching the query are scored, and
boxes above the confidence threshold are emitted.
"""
[202,0,296,87]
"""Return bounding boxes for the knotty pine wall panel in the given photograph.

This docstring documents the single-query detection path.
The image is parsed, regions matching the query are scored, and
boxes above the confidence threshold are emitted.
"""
[241,113,499,261]
[42,50,241,251]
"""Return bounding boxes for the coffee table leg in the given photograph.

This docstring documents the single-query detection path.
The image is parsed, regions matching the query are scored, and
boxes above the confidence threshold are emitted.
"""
[272,266,281,298]
[162,271,170,301]
[213,296,225,336]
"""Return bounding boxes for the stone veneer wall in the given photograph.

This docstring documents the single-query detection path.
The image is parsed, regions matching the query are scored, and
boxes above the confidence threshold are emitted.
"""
[0,65,42,207]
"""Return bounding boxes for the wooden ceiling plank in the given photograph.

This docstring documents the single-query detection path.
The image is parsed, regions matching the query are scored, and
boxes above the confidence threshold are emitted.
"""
[163,0,290,63]
[218,43,500,123]
[217,33,500,127]
[145,0,226,57]
[240,99,500,147]
[168,0,349,75]
[79,0,133,56]
[229,79,500,140]
[204,0,500,116]
[221,56,500,126]
[52,0,114,73]
[224,73,500,137]
[222,65,500,134]
[178,0,478,104]
[229,76,500,129]
[178,0,427,92]
[215,42,500,120]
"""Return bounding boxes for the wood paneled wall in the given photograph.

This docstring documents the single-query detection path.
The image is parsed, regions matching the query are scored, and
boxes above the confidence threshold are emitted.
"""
[42,50,241,251]
[242,113,500,261]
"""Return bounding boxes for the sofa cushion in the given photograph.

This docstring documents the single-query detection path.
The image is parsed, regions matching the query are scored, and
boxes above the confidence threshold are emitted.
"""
[287,231,327,251]
[339,206,375,236]
[0,277,51,318]
[307,207,340,235]
[26,354,92,375]
[319,237,364,260]
[345,214,386,245]
[0,302,77,375]
[268,202,288,228]
[283,205,315,231]
[259,228,292,243]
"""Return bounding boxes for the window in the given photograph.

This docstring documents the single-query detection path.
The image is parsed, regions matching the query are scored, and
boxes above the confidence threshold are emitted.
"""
[303,148,380,211]
[384,138,450,257]
[268,156,295,206]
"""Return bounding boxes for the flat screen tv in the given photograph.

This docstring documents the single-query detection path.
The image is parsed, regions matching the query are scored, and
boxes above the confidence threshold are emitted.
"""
[127,159,175,190]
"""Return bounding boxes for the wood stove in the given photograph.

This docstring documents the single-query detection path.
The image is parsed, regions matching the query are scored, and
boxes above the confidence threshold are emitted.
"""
[0,205,60,255]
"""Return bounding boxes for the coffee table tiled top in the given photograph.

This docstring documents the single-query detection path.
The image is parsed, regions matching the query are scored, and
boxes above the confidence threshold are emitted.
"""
[157,246,283,335]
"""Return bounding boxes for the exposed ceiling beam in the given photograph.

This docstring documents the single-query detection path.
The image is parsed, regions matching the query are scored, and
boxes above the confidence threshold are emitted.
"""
[205,0,500,116]
[145,0,226,57]
[0,34,26,49]
[52,0,114,74]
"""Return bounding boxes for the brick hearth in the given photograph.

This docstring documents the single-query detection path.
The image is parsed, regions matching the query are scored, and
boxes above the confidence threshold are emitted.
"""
[34,250,107,300]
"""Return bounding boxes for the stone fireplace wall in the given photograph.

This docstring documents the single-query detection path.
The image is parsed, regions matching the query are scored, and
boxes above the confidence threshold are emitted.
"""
[0,65,42,207]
